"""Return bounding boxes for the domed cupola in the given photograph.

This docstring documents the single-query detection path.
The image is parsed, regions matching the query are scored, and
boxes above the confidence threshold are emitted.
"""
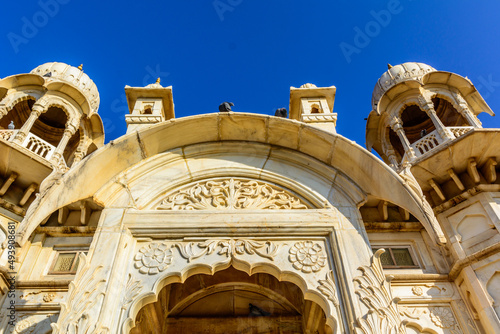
[371,62,436,110]
[366,62,494,169]
[31,62,100,113]
[0,63,104,216]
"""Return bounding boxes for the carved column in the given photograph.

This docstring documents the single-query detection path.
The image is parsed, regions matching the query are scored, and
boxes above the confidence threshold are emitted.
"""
[71,140,89,165]
[50,123,77,164]
[386,148,399,169]
[0,105,7,121]
[452,91,482,128]
[418,95,455,140]
[12,105,44,144]
[390,117,416,159]
[52,208,132,334]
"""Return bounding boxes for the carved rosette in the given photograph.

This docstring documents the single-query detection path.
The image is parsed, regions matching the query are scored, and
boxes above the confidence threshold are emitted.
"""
[289,241,326,273]
[157,178,309,210]
[134,243,173,275]
[429,307,457,329]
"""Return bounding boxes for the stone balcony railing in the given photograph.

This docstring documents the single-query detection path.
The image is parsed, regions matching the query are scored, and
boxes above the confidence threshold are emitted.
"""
[0,129,57,161]
[406,126,474,160]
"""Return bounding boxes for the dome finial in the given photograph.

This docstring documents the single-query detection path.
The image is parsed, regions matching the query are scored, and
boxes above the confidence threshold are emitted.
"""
[78,64,83,71]
[387,63,393,69]
[156,77,161,84]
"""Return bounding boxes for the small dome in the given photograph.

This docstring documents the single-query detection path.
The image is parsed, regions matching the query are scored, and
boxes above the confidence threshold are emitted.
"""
[299,83,317,88]
[31,62,100,112]
[372,62,436,109]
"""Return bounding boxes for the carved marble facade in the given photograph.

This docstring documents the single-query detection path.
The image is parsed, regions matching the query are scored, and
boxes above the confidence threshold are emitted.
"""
[0,62,499,333]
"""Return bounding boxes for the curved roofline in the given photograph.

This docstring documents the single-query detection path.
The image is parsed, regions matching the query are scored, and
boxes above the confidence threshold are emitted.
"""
[16,112,446,246]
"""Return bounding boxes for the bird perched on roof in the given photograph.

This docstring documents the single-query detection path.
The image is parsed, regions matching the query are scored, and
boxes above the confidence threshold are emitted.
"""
[219,102,234,112]
[275,108,287,118]
[8,121,15,129]
[420,129,427,138]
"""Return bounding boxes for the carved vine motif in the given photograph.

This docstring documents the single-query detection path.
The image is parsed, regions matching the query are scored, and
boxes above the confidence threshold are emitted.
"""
[51,254,106,334]
[411,284,446,297]
[157,178,309,210]
[398,306,462,333]
[354,249,406,334]
[174,239,284,262]
[134,243,173,275]
[11,314,58,334]
[318,270,339,306]
[12,318,34,334]
[289,241,326,273]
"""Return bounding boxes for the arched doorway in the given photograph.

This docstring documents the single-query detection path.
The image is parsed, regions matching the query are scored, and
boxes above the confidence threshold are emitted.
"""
[130,267,332,334]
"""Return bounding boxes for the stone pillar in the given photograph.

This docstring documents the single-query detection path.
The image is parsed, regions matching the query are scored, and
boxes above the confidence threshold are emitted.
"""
[51,208,131,334]
[12,105,44,144]
[390,117,416,159]
[386,148,399,169]
[452,91,482,128]
[50,123,77,164]
[418,95,455,140]
[72,149,86,165]
[71,139,89,165]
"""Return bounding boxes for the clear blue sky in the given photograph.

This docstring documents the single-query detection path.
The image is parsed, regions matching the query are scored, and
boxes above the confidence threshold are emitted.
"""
[1,0,499,147]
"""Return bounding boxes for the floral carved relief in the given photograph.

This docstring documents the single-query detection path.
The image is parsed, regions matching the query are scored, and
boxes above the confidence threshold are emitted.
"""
[289,241,326,273]
[429,307,457,330]
[399,305,463,333]
[318,270,339,306]
[157,178,309,210]
[134,243,173,275]
[174,239,284,262]
[354,249,405,334]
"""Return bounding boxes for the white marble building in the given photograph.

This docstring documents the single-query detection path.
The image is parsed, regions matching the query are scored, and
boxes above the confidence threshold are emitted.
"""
[0,61,499,333]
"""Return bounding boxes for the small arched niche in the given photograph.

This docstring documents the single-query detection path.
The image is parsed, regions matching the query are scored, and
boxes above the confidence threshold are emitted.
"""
[0,98,35,130]
[130,267,332,334]
[142,105,153,115]
[31,106,68,147]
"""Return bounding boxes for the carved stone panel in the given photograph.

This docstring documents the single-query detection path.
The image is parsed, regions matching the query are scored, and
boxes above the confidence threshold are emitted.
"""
[156,178,310,210]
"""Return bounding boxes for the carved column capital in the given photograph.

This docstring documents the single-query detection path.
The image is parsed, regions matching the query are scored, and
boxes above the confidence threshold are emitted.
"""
[389,116,403,131]
[64,123,78,136]
[31,104,46,116]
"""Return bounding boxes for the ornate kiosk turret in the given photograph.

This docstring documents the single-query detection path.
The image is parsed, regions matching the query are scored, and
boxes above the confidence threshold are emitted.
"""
[367,62,500,332]
[0,62,104,217]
